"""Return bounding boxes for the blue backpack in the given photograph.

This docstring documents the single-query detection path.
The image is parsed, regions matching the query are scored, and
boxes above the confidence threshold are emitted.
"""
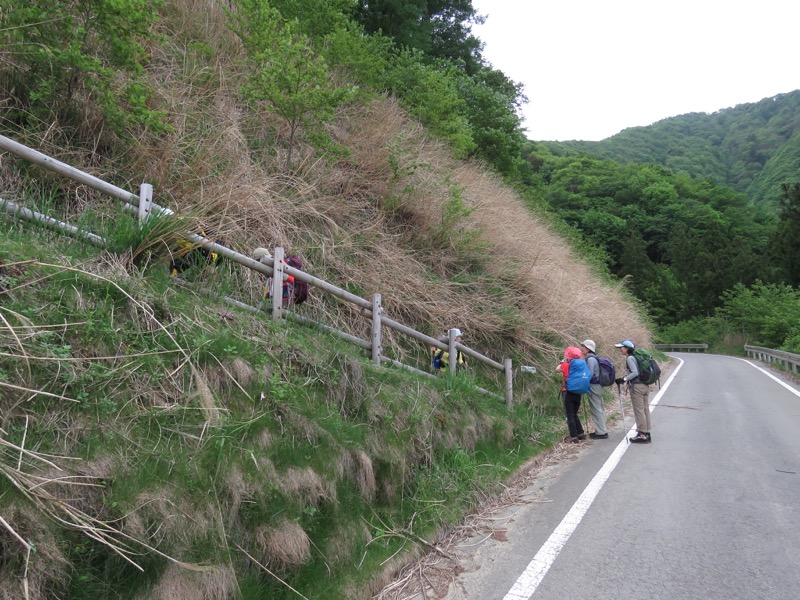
[432,349,445,370]
[566,358,591,394]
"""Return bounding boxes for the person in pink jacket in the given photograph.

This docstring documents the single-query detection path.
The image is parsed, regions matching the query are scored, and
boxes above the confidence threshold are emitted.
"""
[558,346,587,443]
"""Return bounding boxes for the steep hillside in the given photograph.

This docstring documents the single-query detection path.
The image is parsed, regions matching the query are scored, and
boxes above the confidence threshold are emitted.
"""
[0,0,651,362]
[542,90,800,208]
[0,0,652,598]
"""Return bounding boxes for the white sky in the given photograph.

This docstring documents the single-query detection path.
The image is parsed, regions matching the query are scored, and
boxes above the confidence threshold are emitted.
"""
[470,0,800,141]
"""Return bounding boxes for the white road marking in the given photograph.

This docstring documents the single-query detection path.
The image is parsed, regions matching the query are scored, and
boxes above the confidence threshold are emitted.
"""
[502,357,684,600]
[737,358,800,398]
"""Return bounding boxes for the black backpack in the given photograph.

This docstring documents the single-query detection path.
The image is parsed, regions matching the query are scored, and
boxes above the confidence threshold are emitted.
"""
[284,254,308,305]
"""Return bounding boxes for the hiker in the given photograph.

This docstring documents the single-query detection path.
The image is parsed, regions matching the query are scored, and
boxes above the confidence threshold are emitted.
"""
[253,247,310,308]
[581,339,608,439]
[558,346,590,443]
[432,328,467,373]
[614,339,652,444]
[169,226,220,277]
[430,331,447,372]
[253,247,295,308]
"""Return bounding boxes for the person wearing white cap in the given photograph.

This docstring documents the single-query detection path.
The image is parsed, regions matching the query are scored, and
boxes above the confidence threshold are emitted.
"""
[580,339,608,439]
[253,247,295,307]
[431,328,467,373]
[252,247,272,261]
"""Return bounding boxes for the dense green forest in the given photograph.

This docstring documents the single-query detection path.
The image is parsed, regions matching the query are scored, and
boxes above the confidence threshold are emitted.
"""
[540,90,800,210]
[520,92,800,350]
[516,147,800,351]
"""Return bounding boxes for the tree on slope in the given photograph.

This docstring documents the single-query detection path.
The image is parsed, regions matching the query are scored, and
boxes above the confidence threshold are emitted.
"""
[771,182,800,286]
[229,0,354,171]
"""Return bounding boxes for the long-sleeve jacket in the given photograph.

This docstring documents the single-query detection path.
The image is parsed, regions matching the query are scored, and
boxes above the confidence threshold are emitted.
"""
[622,354,640,383]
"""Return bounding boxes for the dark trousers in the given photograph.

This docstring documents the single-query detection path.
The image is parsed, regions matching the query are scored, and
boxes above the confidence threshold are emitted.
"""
[563,391,584,438]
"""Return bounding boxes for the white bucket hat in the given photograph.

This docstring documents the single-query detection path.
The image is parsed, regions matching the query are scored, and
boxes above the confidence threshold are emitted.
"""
[581,339,596,353]
[253,247,272,260]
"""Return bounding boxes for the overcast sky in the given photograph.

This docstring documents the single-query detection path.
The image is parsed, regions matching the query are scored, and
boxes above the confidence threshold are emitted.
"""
[470,0,800,141]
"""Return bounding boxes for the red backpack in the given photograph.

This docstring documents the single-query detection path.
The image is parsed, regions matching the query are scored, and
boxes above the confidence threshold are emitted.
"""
[284,255,308,305]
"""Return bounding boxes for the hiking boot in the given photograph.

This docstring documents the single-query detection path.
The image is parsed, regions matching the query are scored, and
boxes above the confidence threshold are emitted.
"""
[589,432,609,439]
[629,433,650,444]
[577,433,586,440]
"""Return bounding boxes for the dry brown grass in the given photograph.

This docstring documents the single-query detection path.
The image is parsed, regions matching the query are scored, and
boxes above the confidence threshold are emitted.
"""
[326,354,367,419]
[7,34,652,371]
[136,563,238,600]
[124,86,649,373]
[254,520,312,571]
[279,466,336,510]
[0,504,69,600]
[338,449,376,502]
[124,488,217,554]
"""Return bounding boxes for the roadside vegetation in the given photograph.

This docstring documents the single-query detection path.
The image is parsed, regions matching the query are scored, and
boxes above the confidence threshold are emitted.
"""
[1,222,574,599]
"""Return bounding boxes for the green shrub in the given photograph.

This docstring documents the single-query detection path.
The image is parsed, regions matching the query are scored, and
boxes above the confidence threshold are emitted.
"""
[0,0,168,137]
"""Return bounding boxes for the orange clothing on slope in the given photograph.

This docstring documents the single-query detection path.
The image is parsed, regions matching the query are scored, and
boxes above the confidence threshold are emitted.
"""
[558,361,570,391]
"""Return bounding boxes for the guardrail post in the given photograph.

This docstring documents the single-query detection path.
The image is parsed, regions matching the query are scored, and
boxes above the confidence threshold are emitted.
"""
[138,183,153,222]
[271,246,285,322]
[448,328,458,374]
[371,293,382,365]
[504,358,513,409]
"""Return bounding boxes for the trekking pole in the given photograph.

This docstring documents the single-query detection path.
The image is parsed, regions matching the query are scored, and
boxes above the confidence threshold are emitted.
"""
[582,393,589,434]
[617,382,628,444]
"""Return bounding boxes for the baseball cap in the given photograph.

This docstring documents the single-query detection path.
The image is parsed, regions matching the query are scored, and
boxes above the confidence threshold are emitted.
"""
[614,339,636,349]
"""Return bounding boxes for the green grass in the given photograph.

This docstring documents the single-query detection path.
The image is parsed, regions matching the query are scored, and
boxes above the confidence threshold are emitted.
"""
[0,221,566,599]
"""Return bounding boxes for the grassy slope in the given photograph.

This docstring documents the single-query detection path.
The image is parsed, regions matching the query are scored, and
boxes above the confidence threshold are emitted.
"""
[1,224,565,599]
[0,1,653,598]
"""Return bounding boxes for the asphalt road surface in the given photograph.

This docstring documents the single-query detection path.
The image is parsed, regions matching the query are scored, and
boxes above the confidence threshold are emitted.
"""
[440,353,800,600]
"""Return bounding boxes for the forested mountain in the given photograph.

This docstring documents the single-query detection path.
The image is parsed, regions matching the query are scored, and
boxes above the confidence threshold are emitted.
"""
[517,147,780,325]
[541,90,800,209]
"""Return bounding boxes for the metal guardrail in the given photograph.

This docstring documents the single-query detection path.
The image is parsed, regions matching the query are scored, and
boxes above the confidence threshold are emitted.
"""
[653,343,708,352]
[744,345,800,374]
[0,134,514,404]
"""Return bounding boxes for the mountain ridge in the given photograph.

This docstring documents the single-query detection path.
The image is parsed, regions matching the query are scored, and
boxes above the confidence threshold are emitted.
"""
[538,89,800,208]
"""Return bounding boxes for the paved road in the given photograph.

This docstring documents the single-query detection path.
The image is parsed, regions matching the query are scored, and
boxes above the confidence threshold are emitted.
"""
[444,354,800,600]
